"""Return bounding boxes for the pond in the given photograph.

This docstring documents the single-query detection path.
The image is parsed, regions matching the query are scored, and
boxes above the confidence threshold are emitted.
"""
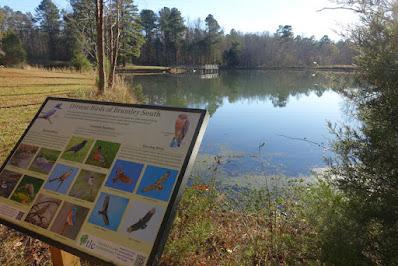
[125,70,353,180]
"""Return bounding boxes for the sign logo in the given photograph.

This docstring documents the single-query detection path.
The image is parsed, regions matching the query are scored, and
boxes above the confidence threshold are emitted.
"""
[80,234,88,246]
[79,234,95,249]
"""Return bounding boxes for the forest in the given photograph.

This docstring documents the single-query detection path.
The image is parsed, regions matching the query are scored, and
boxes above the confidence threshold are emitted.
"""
[0,0,356,69]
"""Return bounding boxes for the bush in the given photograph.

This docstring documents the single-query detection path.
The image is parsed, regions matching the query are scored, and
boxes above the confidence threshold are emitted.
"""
[70,52,91,72]
[0,32,26,67]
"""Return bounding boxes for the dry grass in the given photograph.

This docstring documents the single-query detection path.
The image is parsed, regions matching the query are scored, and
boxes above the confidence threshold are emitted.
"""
[0,67,95,163]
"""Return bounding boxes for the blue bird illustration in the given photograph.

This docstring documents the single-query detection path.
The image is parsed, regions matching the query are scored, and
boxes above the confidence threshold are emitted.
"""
[38,103,62,124]
[65,140,87,154]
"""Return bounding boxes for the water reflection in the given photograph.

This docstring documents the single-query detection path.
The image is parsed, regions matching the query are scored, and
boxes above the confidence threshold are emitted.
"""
[126,70,353,178]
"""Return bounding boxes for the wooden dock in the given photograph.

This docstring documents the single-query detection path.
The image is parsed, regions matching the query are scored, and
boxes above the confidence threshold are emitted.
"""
[194,64,219,74]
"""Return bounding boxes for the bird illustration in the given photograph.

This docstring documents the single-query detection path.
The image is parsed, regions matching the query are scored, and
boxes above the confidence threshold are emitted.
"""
[1,181,8,189]
[48,169,73,191]
[127,208,156,232]
[26,203,51,225]
[34,156,53,173]
[65,140,87,154]
[112,168,133,184]
[23,183,35,197]
[60,207,77,234]
[38,103,62,124]
[98,195,110,225]
[142,171,171,192]
[170,114,190,148]
[92,145,105,164]
[88,176,95,196]
[35,203,51,216]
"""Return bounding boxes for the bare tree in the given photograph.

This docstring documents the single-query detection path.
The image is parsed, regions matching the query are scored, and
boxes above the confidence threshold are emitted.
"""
[108,0,121,90]
[96,0,105,94]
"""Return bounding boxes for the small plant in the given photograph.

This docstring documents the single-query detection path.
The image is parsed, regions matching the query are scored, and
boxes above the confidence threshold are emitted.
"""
[70,52,92,72]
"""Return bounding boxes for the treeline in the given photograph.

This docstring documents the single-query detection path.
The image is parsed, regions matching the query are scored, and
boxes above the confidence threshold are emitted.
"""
[138,15,357,67]
[0,0,356,68]
[0,0,144,69]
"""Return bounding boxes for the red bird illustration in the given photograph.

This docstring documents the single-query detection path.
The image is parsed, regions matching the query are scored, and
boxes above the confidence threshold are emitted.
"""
[60,207,77,234]
[92,145,105,164]
[112,168,133,184]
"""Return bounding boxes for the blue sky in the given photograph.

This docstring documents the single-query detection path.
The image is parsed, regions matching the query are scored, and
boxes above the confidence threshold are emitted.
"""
[1,0,358,40]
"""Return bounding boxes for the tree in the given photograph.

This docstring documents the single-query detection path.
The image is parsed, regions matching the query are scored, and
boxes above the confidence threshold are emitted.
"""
[96,0,106,94]
[140,9,157,64]
[66,0,97,61]
[0,31,26,66]
[223,29,241,67]
[276,25,293,39]
[35,0,61,60]
[205,14,223,63]
[140,9,157,39]
[326,0,398,264]
[223,42,240,67]
[107,0,144,89]
[118,0,144,66]
[158,7,185,65]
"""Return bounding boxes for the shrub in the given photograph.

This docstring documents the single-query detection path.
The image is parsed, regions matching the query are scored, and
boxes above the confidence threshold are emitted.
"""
[0,32,26,67]
[70,52,92,72]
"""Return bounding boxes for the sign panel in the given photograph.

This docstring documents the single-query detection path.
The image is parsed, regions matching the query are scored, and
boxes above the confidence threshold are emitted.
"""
[0,97,208,265]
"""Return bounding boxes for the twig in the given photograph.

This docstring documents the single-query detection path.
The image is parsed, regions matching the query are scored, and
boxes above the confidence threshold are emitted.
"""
[317,6,362,13]
[276,134,329,150]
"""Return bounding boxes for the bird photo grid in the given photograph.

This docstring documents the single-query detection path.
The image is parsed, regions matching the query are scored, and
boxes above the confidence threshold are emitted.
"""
[0,98,208,266]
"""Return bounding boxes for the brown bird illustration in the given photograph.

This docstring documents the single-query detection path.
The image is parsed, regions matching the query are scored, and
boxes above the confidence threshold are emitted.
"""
[35,203,51,216]
[142,171,171,192]
[112,168,133,184]
[170,114,190,147]
[48,169,73,191]
[127,208,156,232]
[88,176,95,196]
[23,183,35,197]
[98,195,110,225]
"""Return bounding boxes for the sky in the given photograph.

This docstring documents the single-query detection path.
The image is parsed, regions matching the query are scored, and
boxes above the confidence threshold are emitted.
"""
[1,0,358,40]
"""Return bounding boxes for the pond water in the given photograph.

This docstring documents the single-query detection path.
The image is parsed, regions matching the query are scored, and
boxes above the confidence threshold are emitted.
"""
[125,70,353,179]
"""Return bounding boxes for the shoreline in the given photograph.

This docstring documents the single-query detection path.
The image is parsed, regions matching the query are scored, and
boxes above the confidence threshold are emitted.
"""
[117,64,358,75]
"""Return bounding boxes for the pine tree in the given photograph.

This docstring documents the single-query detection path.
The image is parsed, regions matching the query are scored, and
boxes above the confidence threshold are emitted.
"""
[35,0,61,60]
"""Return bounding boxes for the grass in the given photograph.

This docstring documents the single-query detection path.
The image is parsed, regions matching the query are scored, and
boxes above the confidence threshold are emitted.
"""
[0,67,95,163]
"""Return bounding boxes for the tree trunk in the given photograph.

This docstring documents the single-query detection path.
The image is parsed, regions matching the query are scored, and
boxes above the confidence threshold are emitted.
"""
[108,0,121,90]
[96,0,106,94]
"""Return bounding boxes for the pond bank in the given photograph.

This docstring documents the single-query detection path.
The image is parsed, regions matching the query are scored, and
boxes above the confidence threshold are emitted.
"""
[117,64,358,75]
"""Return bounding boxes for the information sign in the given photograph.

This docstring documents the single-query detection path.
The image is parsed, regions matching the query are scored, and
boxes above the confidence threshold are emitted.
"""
[0,97,208,265]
